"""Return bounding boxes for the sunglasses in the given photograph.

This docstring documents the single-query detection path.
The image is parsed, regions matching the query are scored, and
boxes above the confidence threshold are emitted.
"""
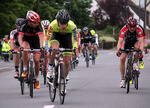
[29,21,39,25]
[129,26,136,29]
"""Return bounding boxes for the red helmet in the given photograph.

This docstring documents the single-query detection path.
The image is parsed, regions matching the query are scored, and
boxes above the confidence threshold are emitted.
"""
[26,11,40,23]
[127,17,137,27]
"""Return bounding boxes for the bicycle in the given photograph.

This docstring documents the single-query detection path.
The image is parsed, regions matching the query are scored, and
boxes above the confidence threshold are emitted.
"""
[70,48,77,71]
[84,43,90,67]
[120,48,141,94]
[11,50,24,95]
[47,48,74,104]
[23,48,41,98]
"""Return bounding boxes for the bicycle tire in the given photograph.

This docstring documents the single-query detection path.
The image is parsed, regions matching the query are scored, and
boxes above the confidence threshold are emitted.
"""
[59,63,66,104]
[85,47,89,68]
[19,58,24,95]
[126,63,131,94]
[92,50,95,65]
[127,78,130,94]
[43,56,47,85]
[134,73,138,90]
[29,61,34,98]
[49,71,56,102]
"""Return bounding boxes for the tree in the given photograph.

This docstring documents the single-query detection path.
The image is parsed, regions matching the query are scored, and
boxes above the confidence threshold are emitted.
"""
[92,0,132,30]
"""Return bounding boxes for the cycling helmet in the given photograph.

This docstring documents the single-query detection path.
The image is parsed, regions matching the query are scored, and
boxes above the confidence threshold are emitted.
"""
[83,27,88,32]
[26,11,40,23]
[15,18,25,27]
[56,9,70,24]
[41,20,50,27]
[77,28,81,33]
[127,17,137,27]
[90,30,95,35]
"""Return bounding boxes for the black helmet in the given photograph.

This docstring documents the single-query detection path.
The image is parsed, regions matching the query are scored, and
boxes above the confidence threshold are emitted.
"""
[83,27,88,32]
[56,9,70,24]
[15,18,25,27]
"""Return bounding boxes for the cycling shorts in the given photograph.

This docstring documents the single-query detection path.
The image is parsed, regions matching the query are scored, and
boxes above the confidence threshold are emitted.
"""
[50,32,73,55]
[23,35,40,49]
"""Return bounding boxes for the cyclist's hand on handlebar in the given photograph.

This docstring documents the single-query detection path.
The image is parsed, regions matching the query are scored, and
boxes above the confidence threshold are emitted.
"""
[10,49,14,52]
[116,48,122,57]
[19,47,24,51]
[40,47,45,51]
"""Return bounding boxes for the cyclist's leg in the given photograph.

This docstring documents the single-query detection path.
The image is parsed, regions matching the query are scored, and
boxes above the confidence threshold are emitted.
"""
[22,41,30,77]
[14,47,20,78]
[34,52,41,78]
[81,44,85,57]
[134,41,140,62]
[120,53,128,79]
[63,55,71,78]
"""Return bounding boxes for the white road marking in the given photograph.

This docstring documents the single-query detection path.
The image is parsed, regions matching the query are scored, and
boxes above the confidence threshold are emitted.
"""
[43,105,55,108]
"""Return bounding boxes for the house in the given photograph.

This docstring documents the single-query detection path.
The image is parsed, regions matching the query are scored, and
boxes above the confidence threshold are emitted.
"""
[127,0,150,38]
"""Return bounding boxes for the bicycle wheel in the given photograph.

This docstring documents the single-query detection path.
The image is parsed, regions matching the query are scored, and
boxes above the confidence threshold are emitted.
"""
[29,61,34,98]
[134,72,138,90]
[85,48,89,67]
[43,56,47,85]
[92,50,95,65]
[126,63,131,94]
[49,76,56,102]
[19,58,24,95]
[59,63,66,104]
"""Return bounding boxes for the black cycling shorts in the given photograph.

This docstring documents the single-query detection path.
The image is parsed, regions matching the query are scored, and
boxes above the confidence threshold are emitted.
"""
[51,32,72,49]
[23,35,40,49]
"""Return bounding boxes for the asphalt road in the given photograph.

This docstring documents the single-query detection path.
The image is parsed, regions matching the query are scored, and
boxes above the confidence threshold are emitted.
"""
[0,50,150,108]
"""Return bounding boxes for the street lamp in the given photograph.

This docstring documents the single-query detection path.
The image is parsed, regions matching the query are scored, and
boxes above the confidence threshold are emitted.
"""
[63,0,72,18]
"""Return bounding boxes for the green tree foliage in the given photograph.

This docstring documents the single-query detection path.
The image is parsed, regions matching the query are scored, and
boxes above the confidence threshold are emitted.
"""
[0,0,93,38]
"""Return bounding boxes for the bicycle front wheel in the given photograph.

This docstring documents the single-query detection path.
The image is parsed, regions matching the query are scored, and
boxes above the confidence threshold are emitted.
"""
[134,73,138,90]
[49,78,56,102]
[59,63,66,104]
[92,50,95,65]
[29,61,34,98]
[19,59,24,95]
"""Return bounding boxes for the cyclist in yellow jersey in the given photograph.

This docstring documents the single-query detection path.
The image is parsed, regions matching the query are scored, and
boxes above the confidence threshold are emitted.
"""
[46,9,78,87]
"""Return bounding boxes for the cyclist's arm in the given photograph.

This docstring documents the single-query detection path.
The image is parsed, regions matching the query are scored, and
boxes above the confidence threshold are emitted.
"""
[18,32,24,47]
[10,31,14,50]
[38,32,44,48]
[117,37,124,50]
[139,37,144,52]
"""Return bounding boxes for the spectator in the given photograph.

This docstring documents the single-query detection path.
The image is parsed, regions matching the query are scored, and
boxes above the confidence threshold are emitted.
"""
[1,35,10,62]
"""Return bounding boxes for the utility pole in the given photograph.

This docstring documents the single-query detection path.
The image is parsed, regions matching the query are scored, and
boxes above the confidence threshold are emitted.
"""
[144,0,147,35]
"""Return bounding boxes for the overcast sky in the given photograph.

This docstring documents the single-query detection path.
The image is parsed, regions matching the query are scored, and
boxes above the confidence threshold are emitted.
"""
[90,0,98,13]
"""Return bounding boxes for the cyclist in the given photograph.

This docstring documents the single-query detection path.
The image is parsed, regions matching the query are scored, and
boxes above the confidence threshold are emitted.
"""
[41,20,50,51]
[117,17,144,88]
[81,27,92,60]
[46,9,78,92]
[90,30,99,59]
[40,20,50,71]
[10,18,25,78]
[18,11,44,89]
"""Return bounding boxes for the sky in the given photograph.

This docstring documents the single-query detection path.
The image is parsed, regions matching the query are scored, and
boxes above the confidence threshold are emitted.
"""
[90,0,98,13]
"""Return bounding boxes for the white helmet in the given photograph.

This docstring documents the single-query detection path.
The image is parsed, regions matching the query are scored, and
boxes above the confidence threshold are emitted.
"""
[41,20,50,27]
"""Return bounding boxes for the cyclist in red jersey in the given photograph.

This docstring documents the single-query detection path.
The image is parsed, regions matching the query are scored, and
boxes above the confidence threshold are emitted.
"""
[117,17,144,88]
[10,18,25,78]
[18,11,44,89]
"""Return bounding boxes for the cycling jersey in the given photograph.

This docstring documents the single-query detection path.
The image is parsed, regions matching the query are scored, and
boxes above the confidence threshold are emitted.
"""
[19,20,44,49]
[42,24,50,52]
[81,31,92,44]
[46,19,78,49]
[10,29,20,47]
[120,25,143,49]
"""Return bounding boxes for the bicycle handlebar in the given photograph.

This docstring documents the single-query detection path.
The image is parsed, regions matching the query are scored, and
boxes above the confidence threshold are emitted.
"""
[49,48,75,52]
